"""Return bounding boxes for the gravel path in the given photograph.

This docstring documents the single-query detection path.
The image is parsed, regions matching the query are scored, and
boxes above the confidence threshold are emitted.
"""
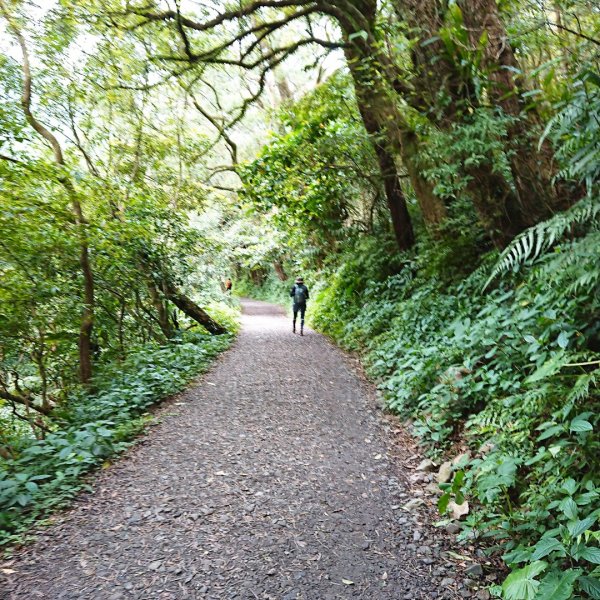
[0,299,467,600]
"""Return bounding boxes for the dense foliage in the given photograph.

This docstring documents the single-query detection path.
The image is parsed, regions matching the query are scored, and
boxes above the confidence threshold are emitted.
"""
[0,328,234,547]
[0,1,237,544]
[234,2,600,596]
[1,0,598,597]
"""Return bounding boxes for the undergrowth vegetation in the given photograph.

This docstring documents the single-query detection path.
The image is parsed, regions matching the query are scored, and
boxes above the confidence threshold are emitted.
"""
[247,215,599,597]
[0,324,235,549]
[236,28,600,594]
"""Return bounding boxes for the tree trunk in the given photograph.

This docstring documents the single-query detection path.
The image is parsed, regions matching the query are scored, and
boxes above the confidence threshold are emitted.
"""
[250,267,267,286]
[352,84,415,249]
[458,0,523,114]
[392,0,568,244]
[464,165,527,247]
[373,144,415,249]
[147,280,175,339]
[273,260,288,281]
[393,0,470,122]
[163,283,227,335]
[1,1,96,383]
[338,1,448,242]
[339,10,415,249]
[458,0,569,227]
[400,131,447,227]
[75,200,95,383]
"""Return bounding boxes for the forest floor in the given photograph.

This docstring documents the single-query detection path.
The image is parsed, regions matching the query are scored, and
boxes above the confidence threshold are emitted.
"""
[0,300,486,600]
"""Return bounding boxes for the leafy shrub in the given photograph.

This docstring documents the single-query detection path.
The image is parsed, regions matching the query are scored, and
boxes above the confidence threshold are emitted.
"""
[541,69,600,192]
[309,225,599,598]
[0,331,233,547]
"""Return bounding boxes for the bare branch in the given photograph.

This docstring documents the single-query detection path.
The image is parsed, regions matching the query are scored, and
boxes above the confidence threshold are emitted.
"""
[124,1,318,33]
[0,0,64,164]
[185,87,238,164]
[546,20,600,46]
[66,94,101,177]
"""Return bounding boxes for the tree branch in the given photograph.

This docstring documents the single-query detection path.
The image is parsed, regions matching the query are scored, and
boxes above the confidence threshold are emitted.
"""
[546,20,600,46]
[124,1,318,34]
[0,0,64,164]
[0,153,23,164]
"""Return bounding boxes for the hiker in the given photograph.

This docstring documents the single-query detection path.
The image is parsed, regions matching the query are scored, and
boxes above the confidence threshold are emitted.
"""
[224,278,232,293]
[290,276,309,335]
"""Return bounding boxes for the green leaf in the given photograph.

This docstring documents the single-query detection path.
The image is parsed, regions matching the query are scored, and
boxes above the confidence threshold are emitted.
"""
[503,548,533,565]
[560,479,577,495]
[579,546,600,564]
[420,35,441,47]
[533,569,581,600]
[567,515,597,538]
[578,575,600,599]
[525,352,567,384]
[531,538,564,560]
[15,494,31,507]
[537,425,563,441]
[438,492,450,513]
[24,481,39,493]
[453,470,465,490]
[569,415,593,433]
[559,497,578,520]
[525,350,568,383]
[58,446,74,459]
[556,331,570,349]
[502,561,548,600]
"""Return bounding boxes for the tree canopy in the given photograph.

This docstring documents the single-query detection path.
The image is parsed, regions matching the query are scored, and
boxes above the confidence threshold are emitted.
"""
[1,0,599,596]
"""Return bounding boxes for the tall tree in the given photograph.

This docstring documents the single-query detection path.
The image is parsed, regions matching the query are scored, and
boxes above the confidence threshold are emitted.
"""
[1,0,96,383]
[98,0,581,249]
[457,0,570,226]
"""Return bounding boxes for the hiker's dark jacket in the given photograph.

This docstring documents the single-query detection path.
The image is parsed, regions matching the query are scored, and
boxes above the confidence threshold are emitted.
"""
[290,284,309,305]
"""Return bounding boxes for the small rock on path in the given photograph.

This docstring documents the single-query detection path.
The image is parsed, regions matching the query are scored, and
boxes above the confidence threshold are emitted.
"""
[1,299,462,599]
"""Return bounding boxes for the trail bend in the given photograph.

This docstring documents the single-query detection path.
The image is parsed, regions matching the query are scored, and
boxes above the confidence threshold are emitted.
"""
[1,299,463,600]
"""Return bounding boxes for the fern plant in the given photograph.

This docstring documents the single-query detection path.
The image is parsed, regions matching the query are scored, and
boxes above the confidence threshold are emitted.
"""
[486,195,600,286]
[540,69,600,192]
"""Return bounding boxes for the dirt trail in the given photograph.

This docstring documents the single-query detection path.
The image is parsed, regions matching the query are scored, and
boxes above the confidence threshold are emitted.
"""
[1,299,466,600]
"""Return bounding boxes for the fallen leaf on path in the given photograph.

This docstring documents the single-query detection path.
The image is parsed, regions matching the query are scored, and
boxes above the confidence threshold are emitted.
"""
[448,500,469,520]
[445,551,473,562]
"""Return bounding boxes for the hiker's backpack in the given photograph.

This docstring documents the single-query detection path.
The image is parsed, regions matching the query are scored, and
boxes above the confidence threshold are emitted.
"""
[294,285,307,304]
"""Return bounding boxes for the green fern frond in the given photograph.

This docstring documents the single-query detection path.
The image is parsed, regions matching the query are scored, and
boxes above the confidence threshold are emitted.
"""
[541,69,600,190]
[485,195,600,287]
[533,230,600,293]
[568,371,598,403]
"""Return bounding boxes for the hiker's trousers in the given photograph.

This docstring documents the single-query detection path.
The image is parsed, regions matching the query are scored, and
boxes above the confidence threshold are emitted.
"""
[293,302,306,324]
